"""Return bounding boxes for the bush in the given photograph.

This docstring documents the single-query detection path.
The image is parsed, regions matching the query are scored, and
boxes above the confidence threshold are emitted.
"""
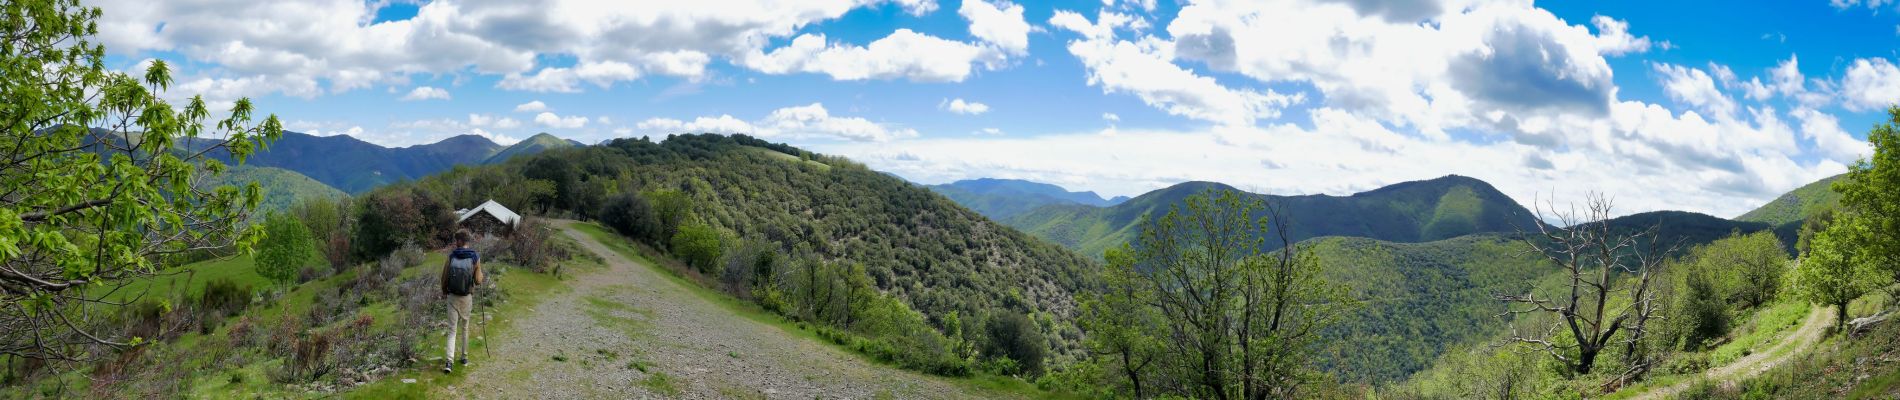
[982,312,1047,377]
[670,220,725,274]
[198,278,253,318]
[600,192,663,245]
[353,186,453,261]
[505,217,566,273]
[255,212,318,286]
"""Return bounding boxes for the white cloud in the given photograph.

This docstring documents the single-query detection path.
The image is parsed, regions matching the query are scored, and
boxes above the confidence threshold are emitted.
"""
[1052,12,1301,126]
[514,100,549,112]
[498,61,642,92]
[534,112,589,129]
[1832,0,1897,10]
[637,115,757,135]
[742,30,999,82]
[400,86,451,101]
[959,0,1031,54]
[1652,63,1736,121]
[638,103,916,142]
[978,128,1003,135]
[1842,58,1900,111]
[942,98,990,115]
[1791,107,1875,163]
[89,0,1016,101]
[1590,15,1652,56]
[1102,112,1121,122]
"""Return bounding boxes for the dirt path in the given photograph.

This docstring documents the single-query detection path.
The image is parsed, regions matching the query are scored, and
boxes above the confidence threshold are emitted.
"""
[1628,306,1834,400]
[447,220,986,399]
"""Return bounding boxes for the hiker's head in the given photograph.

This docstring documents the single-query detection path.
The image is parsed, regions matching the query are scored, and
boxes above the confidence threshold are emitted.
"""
[454,229,473,247]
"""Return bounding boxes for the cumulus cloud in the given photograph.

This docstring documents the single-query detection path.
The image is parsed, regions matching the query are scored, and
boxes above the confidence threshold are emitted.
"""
[89,0,1018,102]
[959,0,1031,54]
[637,103,917,142]
[1590,15,1653,56]
[1842,58,1900,111]
[514,100,549,112]
[742,30,999,82]
[400,86,451,101]
[534,112,589,129]
[942,98,990,115]
[1652,63,1737,121]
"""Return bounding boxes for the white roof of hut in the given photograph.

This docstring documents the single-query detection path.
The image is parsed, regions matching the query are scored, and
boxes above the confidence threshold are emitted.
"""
[456,199,520,228]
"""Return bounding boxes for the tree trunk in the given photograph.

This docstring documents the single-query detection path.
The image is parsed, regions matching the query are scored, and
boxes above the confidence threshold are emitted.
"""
[1576,347,1598,375]
[1838,301,1851,333]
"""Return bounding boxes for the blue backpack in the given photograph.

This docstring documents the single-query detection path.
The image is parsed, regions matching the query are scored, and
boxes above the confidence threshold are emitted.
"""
[444,248,479,296]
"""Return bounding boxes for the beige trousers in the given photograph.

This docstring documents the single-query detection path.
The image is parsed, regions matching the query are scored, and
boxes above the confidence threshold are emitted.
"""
[447,294,473,361]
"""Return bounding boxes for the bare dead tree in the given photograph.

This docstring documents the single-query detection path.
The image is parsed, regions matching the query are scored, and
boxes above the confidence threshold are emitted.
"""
[1495,193,1676,378]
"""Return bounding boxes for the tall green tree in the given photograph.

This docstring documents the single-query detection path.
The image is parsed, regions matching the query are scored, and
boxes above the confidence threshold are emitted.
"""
[1076,246,1163,398]
[253,212,316,285]
[1830,106,1900,286]
[0,0,281,360]
[1796,215,1886,332]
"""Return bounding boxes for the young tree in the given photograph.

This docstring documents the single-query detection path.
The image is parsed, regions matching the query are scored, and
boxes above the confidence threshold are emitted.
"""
[1689,231,1789,308]
[1795,216,1886,332]
[1497,194,1674,377]
[1828,106,1900,286]
[1076,246,1162,398]
[254,212,316,286]
[0,0,282,361]
[1125,189,1351,399]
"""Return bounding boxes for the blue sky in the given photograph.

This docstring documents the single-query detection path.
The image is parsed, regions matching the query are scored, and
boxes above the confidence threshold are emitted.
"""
[88,0,1900,217]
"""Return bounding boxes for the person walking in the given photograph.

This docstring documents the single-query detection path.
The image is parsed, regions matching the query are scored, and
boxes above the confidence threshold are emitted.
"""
[441,229,485,373]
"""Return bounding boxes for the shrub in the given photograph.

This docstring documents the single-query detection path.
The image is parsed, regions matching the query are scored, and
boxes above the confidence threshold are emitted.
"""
[600,192,663,245]
[353,186,453,261]
[255,212,318,286]
[670,221,725,274]
[982,311,1047,377]
[198,278,252,318]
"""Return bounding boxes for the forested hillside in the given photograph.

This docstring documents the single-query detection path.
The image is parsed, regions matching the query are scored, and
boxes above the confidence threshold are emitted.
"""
[928,178,1127,220]
[1005,176,1542,258]
[211,166,345,215]
[482,132,580,164]
[396,134,1096,374]
[1737,174,1844,226]
[1305,234,1556,382]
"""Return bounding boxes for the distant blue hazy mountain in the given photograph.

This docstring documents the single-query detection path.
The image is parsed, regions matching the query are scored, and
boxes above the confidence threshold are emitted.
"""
[928,178,1128,220]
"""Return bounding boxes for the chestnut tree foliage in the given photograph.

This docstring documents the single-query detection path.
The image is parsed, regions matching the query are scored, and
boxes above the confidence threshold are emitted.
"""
[0,0,281,360]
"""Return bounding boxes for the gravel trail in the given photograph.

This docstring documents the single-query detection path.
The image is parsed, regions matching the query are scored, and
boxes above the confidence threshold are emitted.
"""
[1628,305,1833,400]
[448,220,986,399]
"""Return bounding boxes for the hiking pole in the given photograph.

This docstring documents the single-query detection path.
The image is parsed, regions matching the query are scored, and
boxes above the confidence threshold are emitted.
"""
[481,286,491,359]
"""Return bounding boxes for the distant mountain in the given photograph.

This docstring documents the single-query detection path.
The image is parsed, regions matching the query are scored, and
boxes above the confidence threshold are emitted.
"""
[211,165,346,216]
[1005,175,1542,257]
[1593,209,1789,253]
[1737,174,1844,226]
[484,132,581,164]
[928,178,1127,220]
[192,132,505,193]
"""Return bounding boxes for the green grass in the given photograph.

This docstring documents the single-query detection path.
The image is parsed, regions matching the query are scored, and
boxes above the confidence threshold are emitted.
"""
[637,371,680,396]
[1709,301,1812,365]
[100,255,275,304]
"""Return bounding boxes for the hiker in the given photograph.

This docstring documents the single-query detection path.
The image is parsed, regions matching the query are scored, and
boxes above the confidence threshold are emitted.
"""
[441,229,485,373]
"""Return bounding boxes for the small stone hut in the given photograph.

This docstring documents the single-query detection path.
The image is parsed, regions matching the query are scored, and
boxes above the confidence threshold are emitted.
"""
[455,199,520,238]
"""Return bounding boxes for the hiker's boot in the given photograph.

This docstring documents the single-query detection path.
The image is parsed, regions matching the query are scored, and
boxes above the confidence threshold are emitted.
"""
[459,357,469,366]
[443,360,453,373]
